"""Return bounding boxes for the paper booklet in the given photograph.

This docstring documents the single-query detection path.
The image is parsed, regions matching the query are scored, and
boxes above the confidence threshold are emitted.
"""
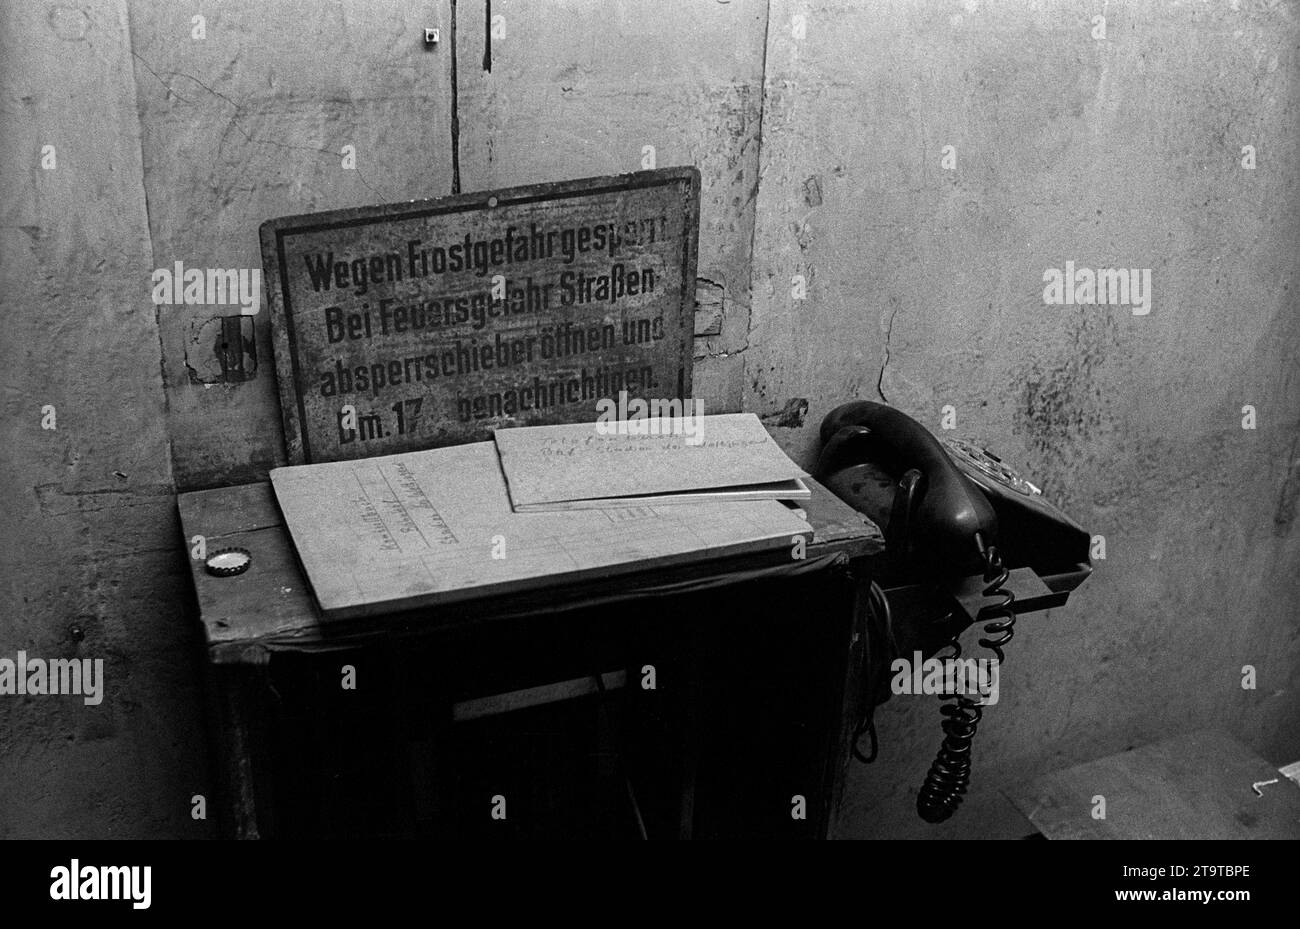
[270,441,813,620]
[492,413,810,512]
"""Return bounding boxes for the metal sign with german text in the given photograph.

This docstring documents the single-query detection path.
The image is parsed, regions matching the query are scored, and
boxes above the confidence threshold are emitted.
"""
[260,167,699,463]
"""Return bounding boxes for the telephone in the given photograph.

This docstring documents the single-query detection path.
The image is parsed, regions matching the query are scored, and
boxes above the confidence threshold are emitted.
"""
[816,400,1091,823]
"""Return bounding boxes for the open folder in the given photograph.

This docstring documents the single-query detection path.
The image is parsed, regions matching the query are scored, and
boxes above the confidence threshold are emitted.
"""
[493,413,811,512]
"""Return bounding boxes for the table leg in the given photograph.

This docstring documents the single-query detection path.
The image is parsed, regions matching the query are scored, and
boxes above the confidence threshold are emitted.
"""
[207,660,275,840]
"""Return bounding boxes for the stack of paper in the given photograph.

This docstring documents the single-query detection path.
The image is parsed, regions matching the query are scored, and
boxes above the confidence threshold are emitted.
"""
[492,413,810,512]
[270,440,812,621]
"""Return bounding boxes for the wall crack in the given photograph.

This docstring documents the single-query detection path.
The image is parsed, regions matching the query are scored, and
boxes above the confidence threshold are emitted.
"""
[877,305,899,403]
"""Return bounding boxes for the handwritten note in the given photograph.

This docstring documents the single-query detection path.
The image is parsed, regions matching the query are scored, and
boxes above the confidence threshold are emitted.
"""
[493,413,809,511]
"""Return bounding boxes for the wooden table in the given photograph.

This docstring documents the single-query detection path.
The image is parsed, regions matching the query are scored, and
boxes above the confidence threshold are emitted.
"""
[179,478,884,838]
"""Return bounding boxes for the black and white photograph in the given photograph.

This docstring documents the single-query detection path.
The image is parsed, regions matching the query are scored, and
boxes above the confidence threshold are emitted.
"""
[0,0,1296,910]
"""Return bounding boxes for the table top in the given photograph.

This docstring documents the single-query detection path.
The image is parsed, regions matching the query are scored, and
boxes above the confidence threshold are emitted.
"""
[179,478,884,664]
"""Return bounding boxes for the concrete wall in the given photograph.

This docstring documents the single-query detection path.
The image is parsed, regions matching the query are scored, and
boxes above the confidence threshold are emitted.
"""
[751,0,1300,838]
[0,0,210,838]
[454,0,768,410]
[131,0,457,489]
[1,0,1296,838]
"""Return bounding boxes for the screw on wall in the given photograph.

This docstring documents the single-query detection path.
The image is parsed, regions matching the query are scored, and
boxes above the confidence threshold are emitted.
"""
[424,27,440,47]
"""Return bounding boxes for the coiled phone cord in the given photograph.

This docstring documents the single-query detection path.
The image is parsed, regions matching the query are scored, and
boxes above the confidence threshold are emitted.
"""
[915,541,1016,824]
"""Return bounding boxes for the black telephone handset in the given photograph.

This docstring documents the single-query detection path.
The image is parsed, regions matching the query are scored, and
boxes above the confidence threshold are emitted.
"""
[817,400,1091,823]
[820,401,1000,577]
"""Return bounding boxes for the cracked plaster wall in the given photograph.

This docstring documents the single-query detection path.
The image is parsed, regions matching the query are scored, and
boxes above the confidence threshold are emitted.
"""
[749,0,1300,838]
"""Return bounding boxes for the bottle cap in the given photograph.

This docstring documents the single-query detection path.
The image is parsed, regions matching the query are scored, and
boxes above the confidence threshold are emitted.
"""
[205,547,252,577]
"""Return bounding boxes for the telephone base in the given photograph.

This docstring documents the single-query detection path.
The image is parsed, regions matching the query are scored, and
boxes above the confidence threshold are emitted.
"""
[950,567,1055,623]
